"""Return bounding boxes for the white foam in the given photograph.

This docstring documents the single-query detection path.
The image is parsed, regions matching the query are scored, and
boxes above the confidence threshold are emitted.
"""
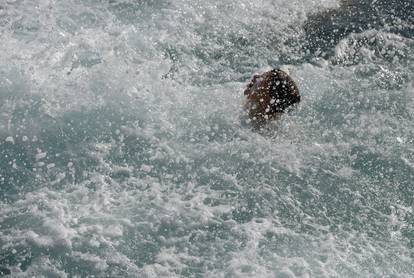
[1,0,413,277]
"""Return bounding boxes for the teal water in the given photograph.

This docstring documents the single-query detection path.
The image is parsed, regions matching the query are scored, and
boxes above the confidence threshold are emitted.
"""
[0,0,413,277]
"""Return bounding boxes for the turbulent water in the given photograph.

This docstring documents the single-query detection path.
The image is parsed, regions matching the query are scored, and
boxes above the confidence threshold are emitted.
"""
[1,0,413,277]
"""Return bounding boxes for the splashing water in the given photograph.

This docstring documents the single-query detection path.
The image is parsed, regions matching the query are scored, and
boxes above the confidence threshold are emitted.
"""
[1,0,413,277]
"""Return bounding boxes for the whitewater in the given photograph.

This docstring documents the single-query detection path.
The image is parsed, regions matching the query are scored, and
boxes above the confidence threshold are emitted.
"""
[0,0,413,277]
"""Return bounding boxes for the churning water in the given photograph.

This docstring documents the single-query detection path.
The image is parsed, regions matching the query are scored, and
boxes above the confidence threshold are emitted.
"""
[1,0,413,277]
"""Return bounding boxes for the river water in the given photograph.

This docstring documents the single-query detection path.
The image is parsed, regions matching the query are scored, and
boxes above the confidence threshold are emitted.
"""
[1,0,413,277]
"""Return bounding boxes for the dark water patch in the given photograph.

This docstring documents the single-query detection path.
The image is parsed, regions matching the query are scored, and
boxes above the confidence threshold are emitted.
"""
[330,31,414,68]
[302,0,414,60]
[0,266,11,276]
[0,141,35,201]
[0,100,148,201]
[0,245,34,274]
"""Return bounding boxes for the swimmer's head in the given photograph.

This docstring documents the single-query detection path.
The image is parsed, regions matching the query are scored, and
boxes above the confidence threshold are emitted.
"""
[244,68,300,125]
